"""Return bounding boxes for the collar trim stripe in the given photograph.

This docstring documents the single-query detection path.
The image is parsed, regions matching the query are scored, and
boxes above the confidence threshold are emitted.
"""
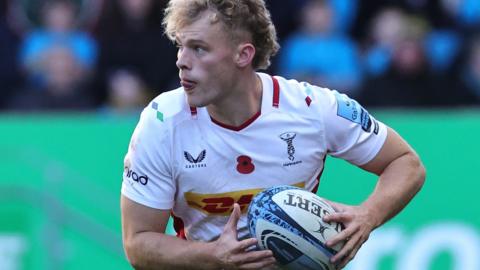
[272,76,280,108]
[190,106,197,117]
[210,111,261,132]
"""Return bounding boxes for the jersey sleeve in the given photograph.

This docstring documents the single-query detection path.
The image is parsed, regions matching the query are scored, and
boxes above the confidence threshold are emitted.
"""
[121,106,175,209]
[317,88,388,166]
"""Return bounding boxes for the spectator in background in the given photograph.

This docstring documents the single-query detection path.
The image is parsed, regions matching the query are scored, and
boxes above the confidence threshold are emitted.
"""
[279,0,362,96]
[360,11,477,107]
[361,7,460,79]
[93,0,177,107]
[440,0,480,35]
[460,36,480,104]
[101,69,150,114]
[423,29,463,75]
[359,15,436,107]
[329,0,358,33]
[0,1,21,109]
[19,0,97,89]
[362,7,406,77]
[8,45,95,110]
[351,0,453,41]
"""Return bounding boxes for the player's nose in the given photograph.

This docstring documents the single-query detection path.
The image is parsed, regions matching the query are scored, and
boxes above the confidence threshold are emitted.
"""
[176,49,191,70]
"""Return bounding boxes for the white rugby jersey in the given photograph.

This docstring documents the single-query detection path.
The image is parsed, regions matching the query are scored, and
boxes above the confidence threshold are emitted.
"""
[121,72,387,242]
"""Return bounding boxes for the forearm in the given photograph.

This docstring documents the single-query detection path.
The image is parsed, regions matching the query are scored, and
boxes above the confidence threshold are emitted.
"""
[362,152,426,228]
[125,231,217,270]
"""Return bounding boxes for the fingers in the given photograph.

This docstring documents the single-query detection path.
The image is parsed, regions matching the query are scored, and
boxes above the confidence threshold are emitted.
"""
[330,231,360,263]
[326,224,357,248]
[234,250,276,269]
[322,204,375,269]
[221,245,275,270]
[216,204,277,270]
[331,234,363,269]
[236,238,259,251]
[225,203,241,233]
[323,211,351,224]
[337,243,362,269]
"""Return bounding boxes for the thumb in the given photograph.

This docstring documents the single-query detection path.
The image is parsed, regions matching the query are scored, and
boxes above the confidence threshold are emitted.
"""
[225,203,241,233]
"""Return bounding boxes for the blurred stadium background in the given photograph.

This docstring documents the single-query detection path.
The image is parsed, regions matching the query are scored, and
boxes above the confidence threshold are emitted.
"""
[1,0,479,269]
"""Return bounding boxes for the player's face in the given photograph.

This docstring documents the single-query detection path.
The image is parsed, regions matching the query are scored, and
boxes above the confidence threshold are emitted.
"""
[175,11,239,107]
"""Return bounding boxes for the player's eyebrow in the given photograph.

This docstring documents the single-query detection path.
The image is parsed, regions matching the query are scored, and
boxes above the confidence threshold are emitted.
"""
[188,40,209,47]
[176,37,209,46]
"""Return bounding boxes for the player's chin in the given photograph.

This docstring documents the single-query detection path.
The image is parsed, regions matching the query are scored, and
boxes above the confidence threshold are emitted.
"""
[186,95,208,108]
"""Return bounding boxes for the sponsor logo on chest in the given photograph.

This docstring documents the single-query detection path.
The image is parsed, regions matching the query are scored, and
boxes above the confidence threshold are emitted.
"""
[184,150,207,168]
[184,182,306,215]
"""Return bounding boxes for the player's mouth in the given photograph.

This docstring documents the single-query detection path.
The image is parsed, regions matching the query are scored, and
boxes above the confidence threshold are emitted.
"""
[180,79,196,92]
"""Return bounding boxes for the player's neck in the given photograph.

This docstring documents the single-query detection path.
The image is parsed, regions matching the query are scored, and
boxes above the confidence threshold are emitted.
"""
[207,72,262,127]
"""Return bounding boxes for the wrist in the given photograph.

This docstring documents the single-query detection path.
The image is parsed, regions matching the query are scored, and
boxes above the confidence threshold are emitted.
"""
[198,240,222,269]
[360,202,383,230]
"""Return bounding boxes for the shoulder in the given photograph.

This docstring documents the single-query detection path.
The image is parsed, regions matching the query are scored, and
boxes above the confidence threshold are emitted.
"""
[136,87,190,136]
[273,75,338,113]
[150,87,187,117]
[126,88,188,166]
[273,75,365,130]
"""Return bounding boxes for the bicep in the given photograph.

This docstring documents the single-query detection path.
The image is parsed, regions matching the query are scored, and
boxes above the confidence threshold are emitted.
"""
[360,127,414,175]
[121,195,171,241]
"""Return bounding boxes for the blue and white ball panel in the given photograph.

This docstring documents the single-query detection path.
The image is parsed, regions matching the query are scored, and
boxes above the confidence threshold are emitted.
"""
[248,185,296,240]
[255,219,331,270]
[248,186,344,270]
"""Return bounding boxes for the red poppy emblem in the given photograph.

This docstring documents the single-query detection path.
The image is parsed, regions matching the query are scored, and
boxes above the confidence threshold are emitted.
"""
[236,155,255,174]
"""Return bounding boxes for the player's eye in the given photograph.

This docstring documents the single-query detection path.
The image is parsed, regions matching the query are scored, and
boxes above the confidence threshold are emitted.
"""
[194,46,205,54]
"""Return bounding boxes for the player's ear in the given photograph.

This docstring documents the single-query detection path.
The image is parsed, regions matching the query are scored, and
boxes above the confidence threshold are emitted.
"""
[235,43,256,68]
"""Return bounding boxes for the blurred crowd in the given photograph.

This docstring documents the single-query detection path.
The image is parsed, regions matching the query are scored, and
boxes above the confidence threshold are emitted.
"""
[1,0,480,112]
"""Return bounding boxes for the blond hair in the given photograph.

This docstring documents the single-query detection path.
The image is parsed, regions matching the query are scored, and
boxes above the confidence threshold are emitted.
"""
[163,0,279,70]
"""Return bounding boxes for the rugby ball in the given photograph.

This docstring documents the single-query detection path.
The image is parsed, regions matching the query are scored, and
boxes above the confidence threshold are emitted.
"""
[247,185,344,270]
